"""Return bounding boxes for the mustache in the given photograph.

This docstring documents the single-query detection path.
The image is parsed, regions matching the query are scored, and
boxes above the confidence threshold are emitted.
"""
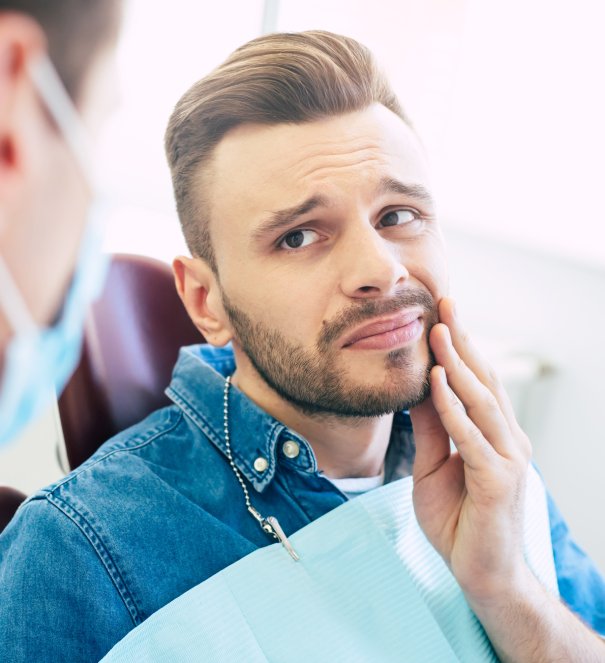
[318,289,437,350]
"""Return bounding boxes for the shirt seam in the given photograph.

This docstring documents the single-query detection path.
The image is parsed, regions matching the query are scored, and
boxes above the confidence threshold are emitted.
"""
[168,386,283,491]
[45,408,183,494]
[43,492,141,626]
[38,410,186,626]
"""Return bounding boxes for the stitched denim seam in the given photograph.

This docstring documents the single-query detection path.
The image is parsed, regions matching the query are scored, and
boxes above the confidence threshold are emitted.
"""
[168,379,316,479]
[48,409,183,493]
[44,493,142,626]
[36,412,186,626]
[168,387,282,492]
[167,387,225,453]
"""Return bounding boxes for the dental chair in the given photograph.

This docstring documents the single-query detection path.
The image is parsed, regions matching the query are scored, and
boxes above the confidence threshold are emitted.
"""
[57,253,202,470]
[0,253,201,534]
[0,487,28,533]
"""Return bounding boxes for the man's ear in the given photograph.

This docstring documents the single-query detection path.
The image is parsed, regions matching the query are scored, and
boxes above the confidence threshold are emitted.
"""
[173,255,233,347]
[0,12,46,233]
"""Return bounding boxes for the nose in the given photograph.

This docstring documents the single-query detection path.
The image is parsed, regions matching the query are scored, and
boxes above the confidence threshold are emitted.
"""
[338,223,409,299]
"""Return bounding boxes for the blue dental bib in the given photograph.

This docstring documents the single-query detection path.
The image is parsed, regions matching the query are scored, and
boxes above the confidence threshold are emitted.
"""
[102,467,557,662]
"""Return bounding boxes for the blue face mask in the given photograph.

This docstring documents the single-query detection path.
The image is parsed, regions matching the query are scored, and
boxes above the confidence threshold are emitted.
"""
[0,55,109,447]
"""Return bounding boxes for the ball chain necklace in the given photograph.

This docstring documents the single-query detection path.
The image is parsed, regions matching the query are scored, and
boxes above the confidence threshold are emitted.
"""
[223,375,300,561]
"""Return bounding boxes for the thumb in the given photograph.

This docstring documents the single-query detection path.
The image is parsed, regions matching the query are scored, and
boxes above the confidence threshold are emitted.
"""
[410,391,451,481]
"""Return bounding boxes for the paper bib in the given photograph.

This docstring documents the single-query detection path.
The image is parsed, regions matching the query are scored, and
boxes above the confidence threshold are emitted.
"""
[102,466,557,662]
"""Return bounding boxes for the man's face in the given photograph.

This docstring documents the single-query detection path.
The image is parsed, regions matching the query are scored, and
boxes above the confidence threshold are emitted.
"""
[207,104,448,417]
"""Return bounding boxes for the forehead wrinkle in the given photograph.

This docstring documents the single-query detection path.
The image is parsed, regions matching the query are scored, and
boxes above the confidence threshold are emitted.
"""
[306,135,383,155]
[284,135,387,179]
[296,135,384,158]
[293,151,392,185]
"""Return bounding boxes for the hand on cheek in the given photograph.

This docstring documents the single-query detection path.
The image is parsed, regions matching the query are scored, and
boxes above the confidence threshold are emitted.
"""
[410,297,533,606]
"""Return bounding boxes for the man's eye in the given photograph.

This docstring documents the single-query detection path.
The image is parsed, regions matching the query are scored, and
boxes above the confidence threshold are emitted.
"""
[379,209,419,227]
[279,229,319,250]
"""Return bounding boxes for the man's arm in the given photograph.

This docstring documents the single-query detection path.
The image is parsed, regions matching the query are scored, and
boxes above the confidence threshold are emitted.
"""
[0,496,134,662]
[470,566,604,662]
[410,297,605,662]
[547,491,605,635]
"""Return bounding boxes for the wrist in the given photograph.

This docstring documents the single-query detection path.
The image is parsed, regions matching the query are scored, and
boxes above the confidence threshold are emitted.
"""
[463,565,605,663]
[463,562,540,617]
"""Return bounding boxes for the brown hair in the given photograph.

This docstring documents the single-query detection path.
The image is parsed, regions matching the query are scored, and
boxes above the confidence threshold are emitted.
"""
[0,0,121,102]
[165,30,410,271]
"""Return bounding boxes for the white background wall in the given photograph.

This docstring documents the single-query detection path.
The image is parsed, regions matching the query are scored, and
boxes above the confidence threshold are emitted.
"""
[2,0,604,571]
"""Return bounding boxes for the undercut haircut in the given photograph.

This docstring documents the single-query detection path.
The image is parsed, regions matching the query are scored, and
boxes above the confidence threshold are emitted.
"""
[164,30,410,272]
[0,0,121,102]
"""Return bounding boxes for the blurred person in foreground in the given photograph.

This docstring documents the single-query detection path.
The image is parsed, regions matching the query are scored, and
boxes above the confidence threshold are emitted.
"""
[3,31,605,663]
[0,0,121,446]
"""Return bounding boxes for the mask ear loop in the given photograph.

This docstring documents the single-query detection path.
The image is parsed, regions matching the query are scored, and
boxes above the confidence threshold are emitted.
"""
[0,255,36,334]
[0,54,96,336]
[26,54,93,190]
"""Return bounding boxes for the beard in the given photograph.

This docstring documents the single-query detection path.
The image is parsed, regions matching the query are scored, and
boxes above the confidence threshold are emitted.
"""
[221,288,438,418]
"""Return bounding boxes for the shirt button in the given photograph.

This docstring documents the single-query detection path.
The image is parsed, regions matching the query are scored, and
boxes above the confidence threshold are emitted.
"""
[282,440,300,459]
[253,457,269,473]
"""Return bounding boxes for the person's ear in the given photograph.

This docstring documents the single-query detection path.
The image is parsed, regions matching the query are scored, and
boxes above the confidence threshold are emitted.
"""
[0,12,46,234]
[173,256,233,347]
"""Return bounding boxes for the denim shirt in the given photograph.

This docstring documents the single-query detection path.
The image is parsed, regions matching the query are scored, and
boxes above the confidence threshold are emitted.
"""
[1,344,603,662]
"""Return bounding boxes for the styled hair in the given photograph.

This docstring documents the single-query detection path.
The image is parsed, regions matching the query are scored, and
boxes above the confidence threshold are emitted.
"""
[0,0,121,102]
[165,30,410,271]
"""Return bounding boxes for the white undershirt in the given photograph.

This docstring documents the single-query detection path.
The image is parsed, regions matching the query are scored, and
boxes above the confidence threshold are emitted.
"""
[325,466,386,499]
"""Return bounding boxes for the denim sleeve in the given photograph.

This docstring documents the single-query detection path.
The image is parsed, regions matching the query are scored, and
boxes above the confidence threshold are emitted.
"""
[0,496,134,662]
[548,491,605,636]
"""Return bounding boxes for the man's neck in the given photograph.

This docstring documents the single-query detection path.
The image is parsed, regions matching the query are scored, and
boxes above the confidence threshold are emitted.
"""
[231,363,393,480]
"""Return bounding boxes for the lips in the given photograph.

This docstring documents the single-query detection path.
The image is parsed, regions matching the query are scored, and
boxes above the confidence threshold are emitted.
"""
[341,310,423,348]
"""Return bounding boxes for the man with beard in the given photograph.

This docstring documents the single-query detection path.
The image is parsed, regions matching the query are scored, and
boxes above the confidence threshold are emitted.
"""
[2,31,604,662]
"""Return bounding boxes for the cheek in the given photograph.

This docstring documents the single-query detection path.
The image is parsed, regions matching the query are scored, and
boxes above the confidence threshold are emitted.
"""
[407,237,449,303]
[222,263,332,343]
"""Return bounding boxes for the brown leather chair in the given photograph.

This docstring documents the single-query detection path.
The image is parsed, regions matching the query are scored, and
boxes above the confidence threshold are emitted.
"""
[58,253,203,469]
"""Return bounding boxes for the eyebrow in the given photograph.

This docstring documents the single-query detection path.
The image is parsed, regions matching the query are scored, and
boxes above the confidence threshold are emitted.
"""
[252,177,435,242]
[376,177,435,207]
[252,195,329,241]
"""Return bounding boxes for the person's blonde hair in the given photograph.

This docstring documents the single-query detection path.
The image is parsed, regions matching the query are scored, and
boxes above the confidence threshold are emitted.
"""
[165,30,409,270]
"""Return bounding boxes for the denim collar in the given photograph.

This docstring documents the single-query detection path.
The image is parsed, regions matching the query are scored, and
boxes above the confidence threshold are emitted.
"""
[166,344,415,493]
[166,344,316,493]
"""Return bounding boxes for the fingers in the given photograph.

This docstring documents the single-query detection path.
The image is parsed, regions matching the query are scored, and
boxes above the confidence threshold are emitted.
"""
[430,322,518,459]
[429,365,498,469]
[431,297,532,462]
[438,297,520,433]
[410,394,451,481]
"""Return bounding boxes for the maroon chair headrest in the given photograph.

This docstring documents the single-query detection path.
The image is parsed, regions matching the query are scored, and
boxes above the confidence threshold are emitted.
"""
[0,486,27,533]
[58,254,203,469]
